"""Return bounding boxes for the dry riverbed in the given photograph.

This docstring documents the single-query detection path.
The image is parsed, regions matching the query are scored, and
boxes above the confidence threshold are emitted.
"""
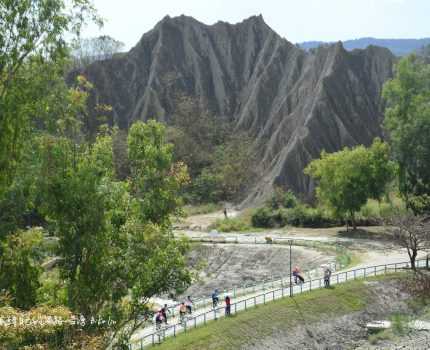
[183,243,334,298]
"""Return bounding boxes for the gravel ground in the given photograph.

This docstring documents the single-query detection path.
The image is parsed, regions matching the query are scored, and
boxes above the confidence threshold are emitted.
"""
[183,243,334,298]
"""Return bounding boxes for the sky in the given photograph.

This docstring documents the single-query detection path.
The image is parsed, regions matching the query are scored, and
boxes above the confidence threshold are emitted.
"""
[82,0,430,50]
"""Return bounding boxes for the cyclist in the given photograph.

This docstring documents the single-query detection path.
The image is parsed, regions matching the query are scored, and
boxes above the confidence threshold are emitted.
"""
[161,304,169,324]
[179,302,187,325]
[292,266,299,284]
[225,295,231,316]
[324,267,332,288]
[155,311,164,330]
[212,289,219,308]
[293,266,304,284]
[185,296,193,314]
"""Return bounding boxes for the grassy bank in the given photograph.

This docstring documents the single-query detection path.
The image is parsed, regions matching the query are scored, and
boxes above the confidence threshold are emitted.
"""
[183,203,222,216]
[155,277,386,350]
[208,208,256,232]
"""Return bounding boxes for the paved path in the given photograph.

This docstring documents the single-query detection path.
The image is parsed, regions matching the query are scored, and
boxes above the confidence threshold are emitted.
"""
[129,258,422,349]
[130,261,335,347]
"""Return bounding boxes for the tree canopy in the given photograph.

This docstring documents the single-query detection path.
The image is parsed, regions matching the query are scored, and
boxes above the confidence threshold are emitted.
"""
[305,139,396,230]
[0,0,100,194]
[383,55,430,213]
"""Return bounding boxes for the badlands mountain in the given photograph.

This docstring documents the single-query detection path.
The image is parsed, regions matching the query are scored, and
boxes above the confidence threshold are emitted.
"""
[77,15,395,204]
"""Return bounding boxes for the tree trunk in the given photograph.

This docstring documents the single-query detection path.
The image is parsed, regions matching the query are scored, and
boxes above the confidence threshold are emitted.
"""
[410,249,417,271]
[350,211,357,231]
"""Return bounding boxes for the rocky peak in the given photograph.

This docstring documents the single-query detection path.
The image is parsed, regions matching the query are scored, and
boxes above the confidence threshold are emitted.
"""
[76,15,395,205]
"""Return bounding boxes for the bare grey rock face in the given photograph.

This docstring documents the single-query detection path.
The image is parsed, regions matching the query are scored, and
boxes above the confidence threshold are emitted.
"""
[75,15,395,204]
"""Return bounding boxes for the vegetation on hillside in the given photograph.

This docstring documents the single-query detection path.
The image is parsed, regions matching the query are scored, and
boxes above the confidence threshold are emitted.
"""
[167,96,257,204]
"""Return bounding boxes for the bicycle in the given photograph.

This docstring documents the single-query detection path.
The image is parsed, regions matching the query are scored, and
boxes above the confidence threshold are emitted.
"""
[179,312,187,328]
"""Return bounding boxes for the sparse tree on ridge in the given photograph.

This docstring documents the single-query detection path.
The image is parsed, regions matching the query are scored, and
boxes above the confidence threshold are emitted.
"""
[71,35,125,68]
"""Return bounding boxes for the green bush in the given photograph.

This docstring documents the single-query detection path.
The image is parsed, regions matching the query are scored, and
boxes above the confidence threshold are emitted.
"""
[268,187,298,209]
[390,313,410,335]
[251,204,338,229]
[0,229,43,309]
[358,196,407,223]
[251,207,276,228]
[209,218,251,232]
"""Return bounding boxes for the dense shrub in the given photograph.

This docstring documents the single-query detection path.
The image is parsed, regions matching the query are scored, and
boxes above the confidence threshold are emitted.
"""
[358,197,407,224]
[209,218,251,232]
[251,207,276,228]
[0,229,43,309]
[268,187,298,209]
[251,204,338,228]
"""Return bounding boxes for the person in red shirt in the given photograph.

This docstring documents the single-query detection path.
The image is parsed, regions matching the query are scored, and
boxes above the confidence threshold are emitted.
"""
[225,295,231,316]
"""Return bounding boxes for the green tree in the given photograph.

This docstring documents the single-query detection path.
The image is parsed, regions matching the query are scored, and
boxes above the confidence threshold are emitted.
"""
[305,139,396,230]
[39,135,110,317]
[128,120,190,225]
[38,126,191,346]
[0,228,43,309]
[383,55,430,213]
[0,0,100,194]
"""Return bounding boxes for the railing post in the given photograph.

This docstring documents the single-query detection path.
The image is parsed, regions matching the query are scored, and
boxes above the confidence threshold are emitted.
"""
[337,274,339,284]
[263,293,266,304]
[310,280,312,291]
[395,263,397,272]
[300,283,303,293]
[174,324,176,337]
[345,272,348,281]
[385,265,387,274]
[194,317,197,328]
[245,299,247,310]
[234,303,237,314]
[374,266,376,276]
[152,334,154,345]
[254,296,257,306]
[282,285,284,297]
[354,269,356,279]
[364,268,366,278]
[272,290,275,300]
